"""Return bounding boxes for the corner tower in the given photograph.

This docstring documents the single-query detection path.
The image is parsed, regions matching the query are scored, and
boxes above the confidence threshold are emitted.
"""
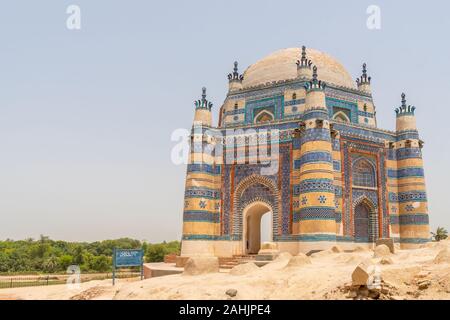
[295,66,337,250]
[181,88,221,256]
[395,93,429,248]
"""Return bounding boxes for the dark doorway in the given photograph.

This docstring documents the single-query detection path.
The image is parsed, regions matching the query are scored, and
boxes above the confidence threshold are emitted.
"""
[354,202,370,242]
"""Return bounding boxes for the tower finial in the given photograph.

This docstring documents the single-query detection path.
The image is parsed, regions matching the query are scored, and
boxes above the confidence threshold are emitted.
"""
[357,63,371,87]
[228,61,244,82]
[296,45,312,70]
[312,65,318,81]
[202,87,207,102]
[401,92,406,108]
[396,92,415,117]
[195,87,213,110]
[304,65,326,91]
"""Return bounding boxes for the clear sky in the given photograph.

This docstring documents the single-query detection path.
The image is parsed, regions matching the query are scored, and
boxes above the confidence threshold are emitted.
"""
[0,0,449,242]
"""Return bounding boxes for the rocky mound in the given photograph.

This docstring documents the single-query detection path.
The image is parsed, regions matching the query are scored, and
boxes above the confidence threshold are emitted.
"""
[373,244,391,258]
[284,253,311,268]
[230,262,260,276]
[183,257,219,275]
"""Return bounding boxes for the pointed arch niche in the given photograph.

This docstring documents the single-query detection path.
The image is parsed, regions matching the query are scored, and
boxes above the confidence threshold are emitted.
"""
[352,157,377,188]
[332,111,351,123]
[254,109,274,124]
[352,196,378,243]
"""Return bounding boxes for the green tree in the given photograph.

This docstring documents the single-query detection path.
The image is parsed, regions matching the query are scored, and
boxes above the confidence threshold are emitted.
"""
[165,241,181,254]
[89,255,111,272]
[34,234,50,259]
[0,252,10,272]
[145,243,166,262]
[58,255,74,271]
[80,252,94,272]
[43,255,59,273]
[72,245,85,266]
[0,237,179,273]
[145,241,180,262]
[9,250,31,272]
[431,227,448,241]
[141,241,148,253]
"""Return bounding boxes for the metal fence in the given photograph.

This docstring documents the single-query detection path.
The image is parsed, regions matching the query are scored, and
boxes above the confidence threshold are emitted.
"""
[0,272,141,289]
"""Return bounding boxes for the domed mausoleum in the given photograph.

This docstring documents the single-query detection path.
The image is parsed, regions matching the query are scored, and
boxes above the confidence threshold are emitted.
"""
[181,47,429,257]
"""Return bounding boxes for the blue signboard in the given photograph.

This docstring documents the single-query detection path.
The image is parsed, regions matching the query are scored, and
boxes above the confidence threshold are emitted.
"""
[114,249,143,267]
[112,248,144,285]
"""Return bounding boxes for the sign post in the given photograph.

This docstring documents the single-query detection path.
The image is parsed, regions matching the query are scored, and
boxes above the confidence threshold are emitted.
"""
[112,248,144,285]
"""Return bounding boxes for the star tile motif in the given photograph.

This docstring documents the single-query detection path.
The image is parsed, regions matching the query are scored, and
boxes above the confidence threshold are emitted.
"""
[318,195,327,204]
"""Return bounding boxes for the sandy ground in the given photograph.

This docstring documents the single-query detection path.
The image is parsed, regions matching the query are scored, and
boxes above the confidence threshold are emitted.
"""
[0,278,138,300]
[1,240,450,300]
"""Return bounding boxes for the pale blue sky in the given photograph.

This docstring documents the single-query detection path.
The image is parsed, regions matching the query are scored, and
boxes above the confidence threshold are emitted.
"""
[0,0,449,242]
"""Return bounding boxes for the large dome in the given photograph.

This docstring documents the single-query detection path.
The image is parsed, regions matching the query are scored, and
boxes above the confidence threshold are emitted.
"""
[242,47,355,89]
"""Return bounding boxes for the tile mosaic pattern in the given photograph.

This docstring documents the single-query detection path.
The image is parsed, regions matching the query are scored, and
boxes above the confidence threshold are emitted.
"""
[245,96,284,124]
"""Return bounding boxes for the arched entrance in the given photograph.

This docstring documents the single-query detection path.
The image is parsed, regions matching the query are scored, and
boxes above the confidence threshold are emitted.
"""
[243,201,273,254]
[232,174,280,254]
[354,199,378,243]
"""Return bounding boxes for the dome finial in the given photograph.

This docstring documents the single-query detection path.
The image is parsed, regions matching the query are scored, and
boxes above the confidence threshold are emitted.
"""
[296,45,312,70]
